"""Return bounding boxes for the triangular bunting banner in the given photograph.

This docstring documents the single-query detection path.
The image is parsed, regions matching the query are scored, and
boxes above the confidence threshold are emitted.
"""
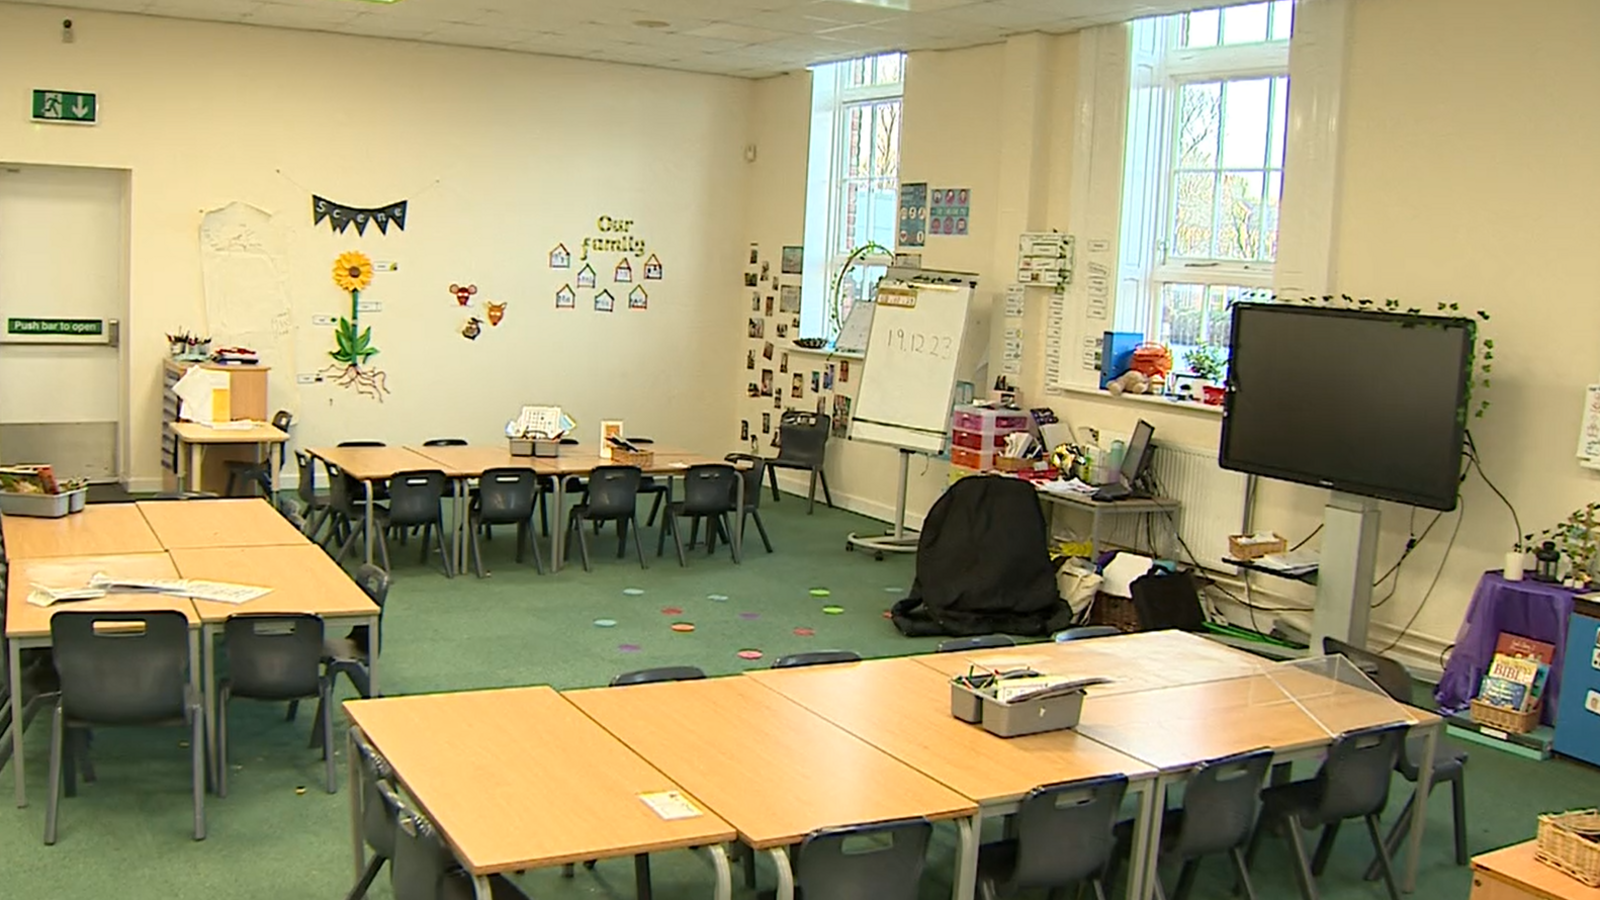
[312,196,409,235]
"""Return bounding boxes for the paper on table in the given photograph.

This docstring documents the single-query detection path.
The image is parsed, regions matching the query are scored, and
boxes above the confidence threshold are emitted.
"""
[638,790,702,820]
[181,581,272,603]
[27,584,108,607]
[172,366,231,424]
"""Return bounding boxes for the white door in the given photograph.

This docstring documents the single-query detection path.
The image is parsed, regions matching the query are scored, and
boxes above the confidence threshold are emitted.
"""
[0,164,129,481]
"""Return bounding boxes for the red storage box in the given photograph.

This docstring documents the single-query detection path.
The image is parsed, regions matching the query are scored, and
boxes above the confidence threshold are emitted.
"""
[951,406,1030,433]
[951,428,1009,450]
[950,447,997,470]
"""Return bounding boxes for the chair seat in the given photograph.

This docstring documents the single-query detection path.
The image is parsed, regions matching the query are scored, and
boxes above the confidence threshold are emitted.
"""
[1259,780,1327,826]
[1400,736,1467,782]
[976,837,1021,883]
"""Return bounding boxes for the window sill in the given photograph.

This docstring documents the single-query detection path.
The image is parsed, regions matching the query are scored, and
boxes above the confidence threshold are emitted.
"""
[789,342,866,361]
[1058,384,1224,417]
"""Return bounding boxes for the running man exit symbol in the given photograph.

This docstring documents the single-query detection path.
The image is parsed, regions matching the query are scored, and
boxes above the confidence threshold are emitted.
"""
[31,89,97,124]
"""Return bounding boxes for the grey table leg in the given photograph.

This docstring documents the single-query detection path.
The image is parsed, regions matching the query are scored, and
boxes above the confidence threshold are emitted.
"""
[953,815,977,900]
[365,614,381,696]
[733,469,745,562]
[706,844,732,900]
[1403,721,1440,892]
[769,847,795,900]
[550,475,566,573]
[202,623,219,791]
[364,479,375,566]
[473,874,495,900]
[1131,773,1166,900]
[348,726,365,879]
[9,640,26,807]
[188,440,203,493]
[266,441,279,506]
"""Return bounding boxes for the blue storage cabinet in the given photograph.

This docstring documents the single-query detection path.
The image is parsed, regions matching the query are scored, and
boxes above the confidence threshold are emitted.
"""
[1553,598,1600,766]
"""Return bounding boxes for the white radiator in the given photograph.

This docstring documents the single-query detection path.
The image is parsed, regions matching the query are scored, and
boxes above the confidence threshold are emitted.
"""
[1099,441,1249,569]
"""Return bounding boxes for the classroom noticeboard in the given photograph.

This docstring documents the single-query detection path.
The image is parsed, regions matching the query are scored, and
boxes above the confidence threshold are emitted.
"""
[849,281,972,454]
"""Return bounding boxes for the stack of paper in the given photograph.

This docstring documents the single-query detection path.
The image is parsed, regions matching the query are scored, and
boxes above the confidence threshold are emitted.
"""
[26,574,274,607]
[172,366,231,424]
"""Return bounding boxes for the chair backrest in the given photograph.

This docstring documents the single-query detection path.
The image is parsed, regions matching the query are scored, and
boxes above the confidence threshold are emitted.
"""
[270,409,293,430]
[772,650,862,669]
[1008,774,1129,889]
[353,730,399,859]
[937,634,1015,653]
[350,563,391,656]
[423,438,467,447]
[1310,723,1409,824]
[1053,625,1122,642]
[724,453,766,509]
[584,466,642,518]
[325,461,361,514]
[390,786,458,900]
[387,470,449,527]
[1322,636,1413,705]
[339,440,387,447]
[794,817,932,900]
[50,611,191,724]
[223,614,325,700]
[681,464,739,515]
[777,411,831,465]
[1166,748,1273,859]
[476,468,539,524]
[611,666,707,686]
[296,450,318,503]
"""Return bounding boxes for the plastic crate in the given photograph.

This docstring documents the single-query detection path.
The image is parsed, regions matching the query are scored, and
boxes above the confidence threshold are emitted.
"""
[951,406,1030,433]
[0,490,73,518]
[951,428,1010,450]
[950,447,996,470]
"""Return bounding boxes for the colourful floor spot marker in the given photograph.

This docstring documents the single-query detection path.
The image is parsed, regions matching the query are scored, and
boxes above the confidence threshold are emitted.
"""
[739,612,760,620]
[884,587,902,593]
[809,588,831,597]
[793,627,815,637]
[593,618,618,628]
[707,594,729,602]
[671,622,696,633]
[822,605,844,615]
[622,588,645,596]
[882,610,893,619]
[618,644,642,653]
[661,606,683,615]
[737,649,763,660]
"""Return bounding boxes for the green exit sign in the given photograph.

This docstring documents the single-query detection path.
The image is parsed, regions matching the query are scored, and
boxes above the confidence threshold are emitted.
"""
[31,89,97,124]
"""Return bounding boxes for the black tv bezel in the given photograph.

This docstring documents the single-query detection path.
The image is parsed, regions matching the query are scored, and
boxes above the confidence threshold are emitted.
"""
[1218,302,1473,512]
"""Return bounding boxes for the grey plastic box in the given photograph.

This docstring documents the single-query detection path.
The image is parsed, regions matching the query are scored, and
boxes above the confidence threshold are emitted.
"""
[950,679,1087,738]
[509,439,534,457]
[68,488,87,512]
[0,491,72,518]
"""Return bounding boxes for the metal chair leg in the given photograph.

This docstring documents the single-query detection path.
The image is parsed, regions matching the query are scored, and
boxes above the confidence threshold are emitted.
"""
[44,703,63,845]
[346,854,386,900]
[218,685,231,799]
[1451,772,1469,865]
[1365,814,1402,900]
[321,681,337,793]
[1172,859,1200,900]
[750,510,774,553]
[1310,821,1340,875]
[817,469,833,507]
[631,516,648,569]
[471,514,487,578]
[766,464,781,502]
[1283,814,1320,900]
[191,700,206,840]
[1230,848,1258,900]
[806,470,818,514]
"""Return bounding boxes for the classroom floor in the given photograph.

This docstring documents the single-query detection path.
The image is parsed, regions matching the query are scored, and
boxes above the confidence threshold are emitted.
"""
[4,495,1596,899]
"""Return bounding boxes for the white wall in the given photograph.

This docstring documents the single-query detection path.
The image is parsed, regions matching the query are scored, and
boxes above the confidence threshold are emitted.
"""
[0,4,752,488]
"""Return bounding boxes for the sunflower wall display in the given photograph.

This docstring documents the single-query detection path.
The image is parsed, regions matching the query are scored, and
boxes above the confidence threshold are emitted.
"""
[320,250,390,399]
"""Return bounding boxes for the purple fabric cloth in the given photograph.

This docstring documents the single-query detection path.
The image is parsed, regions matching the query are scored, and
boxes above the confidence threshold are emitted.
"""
[1435,571,1575,726]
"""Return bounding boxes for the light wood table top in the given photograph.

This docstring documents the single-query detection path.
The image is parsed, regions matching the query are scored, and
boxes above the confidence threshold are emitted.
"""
[406,445,540,478]
[567,676,977,849]
[168,544,378,623]
[747,656,1154,803]
[307,446,439,481]
[5,553,198,639]
[912,630,1268,696]
[168,421,288,444]
[136,498,307,549]
[1,503,164,559]
[345,686,736,875]
[1472,840,1600,900]
[533,444,727,477]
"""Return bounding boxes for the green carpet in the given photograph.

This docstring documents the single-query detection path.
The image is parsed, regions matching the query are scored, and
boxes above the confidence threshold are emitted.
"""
[4,495,1597,899]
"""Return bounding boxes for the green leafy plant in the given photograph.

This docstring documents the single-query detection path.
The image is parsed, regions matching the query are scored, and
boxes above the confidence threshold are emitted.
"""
[828,242,892,338]
[328,288,378,366]
[1183,344,1225,382]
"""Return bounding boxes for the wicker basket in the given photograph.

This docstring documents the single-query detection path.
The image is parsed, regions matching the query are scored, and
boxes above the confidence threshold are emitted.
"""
[610,448,655,468]
[1086,592,1139,632]
[1228,533,1287,561]
[1469,698,1540,735]
[1536,809,1600,887]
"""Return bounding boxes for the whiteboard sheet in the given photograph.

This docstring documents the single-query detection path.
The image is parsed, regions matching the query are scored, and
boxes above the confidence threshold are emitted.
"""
[849,281,972,452]
[199,202,298,416]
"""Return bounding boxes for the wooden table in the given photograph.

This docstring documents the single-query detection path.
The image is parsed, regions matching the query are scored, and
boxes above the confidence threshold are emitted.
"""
[168,544,381,788]
[136,498,307,549]
[307,446,438,565]
[344,687,738,900]
[5,553,202,807]
[1,503,164,559]
[567,675,978,900]
[1471,841,1600,900]
[747,656,1159,900]
[912,629,1268,694]
[168,421,289,495]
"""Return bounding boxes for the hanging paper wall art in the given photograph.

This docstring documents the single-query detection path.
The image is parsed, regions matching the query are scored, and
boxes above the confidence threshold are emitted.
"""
[614,258,633,283]
[643,254,663,280]
[595,289,615,312]
[485,301,506,325]
[461,317,483,340]
[449,283,477,306]
[320,250,390,400]
[549,244,571,268]
[312,196,408,235]
[629,286,648,310]
[576,264,597,289]
[556,285,576,308]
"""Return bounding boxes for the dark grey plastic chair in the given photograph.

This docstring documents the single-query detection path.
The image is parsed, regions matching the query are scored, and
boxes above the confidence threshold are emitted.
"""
[794,817,932,900]
[302,564,390,751]
[219,613,335,797]
[294,450,333,542]
[422,438,467,446]
[1322,637,1469,873]
[725,453,774,553]
[764,411,833,513]
[565,465,646,571]
[348,729,398,900]
[771,650,862,669]
[0,576,64,778]
[657,464,740,567]
[937,635,1016,653]
[46,610,204,844]
[611,666,707,687]
[391,784,531,900]
[1054,625,1122,642]
[468,469,546,576]
[327,461,389,568]
[1246,723,1409,900]
[225,409,293,497]
[978,774,1128,900]
[339,470,453,576]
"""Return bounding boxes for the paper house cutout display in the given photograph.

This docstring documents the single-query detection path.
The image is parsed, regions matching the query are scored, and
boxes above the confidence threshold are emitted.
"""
[556,284,576,308]
[614,258,633,283]
[643,254,663,280]
[549,244,571,269]
[629,286,648,310]
[576,264,597,288]
[594,289,615,312]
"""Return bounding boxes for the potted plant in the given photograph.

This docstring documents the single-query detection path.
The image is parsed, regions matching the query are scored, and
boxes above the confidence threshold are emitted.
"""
[1183,344,1225,383]
[1506,535,1534,581]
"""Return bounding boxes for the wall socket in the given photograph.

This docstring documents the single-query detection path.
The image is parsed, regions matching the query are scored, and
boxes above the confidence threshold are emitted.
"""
[311,314,334,326]
[356,299,382,313]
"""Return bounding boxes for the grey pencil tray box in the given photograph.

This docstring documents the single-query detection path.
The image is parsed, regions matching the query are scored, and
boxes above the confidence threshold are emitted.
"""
[950,678,1086,738]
